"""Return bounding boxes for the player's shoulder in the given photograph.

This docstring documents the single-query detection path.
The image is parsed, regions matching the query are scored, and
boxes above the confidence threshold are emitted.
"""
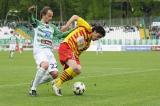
[49,23,58,28]
[77,17,92,32]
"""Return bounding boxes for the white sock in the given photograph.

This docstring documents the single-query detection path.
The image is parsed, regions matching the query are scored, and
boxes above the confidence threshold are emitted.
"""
[39,72,53,84]
[31,67,46,90]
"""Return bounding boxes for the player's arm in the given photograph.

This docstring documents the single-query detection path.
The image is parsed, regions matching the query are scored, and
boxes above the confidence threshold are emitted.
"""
[28,5,38,28]
[52,15,79,39]
[52,24,74,39]
[61,15,92,32]
[61,15,79,32]
[58,28,74,38]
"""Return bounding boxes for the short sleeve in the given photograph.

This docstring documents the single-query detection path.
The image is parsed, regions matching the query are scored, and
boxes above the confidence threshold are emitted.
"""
[77,17,92,32]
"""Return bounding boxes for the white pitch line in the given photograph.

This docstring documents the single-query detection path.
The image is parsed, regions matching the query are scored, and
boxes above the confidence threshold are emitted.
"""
[0,68,159,88]
[79,68,160,79]
[0,83,29,88]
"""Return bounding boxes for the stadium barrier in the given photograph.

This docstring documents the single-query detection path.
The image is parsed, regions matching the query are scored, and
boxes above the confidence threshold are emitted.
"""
[0,38,62,51]
[1,38,160,51]
[88,45,160,51]
[87,39,160,51]
[151,46,160,51]
[100,39,160,45]
[121,45,151,51]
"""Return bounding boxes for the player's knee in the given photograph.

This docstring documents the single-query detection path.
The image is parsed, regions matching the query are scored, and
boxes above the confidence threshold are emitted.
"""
[40,62,49,70]
[72,65,81,75]
[49,71,58,79]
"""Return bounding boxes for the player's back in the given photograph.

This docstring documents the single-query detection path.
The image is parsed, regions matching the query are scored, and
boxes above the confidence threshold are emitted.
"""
[63,26,92,56]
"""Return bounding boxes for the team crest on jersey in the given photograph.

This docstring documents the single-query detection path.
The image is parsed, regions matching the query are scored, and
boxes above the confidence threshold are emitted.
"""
[44,31,52,38]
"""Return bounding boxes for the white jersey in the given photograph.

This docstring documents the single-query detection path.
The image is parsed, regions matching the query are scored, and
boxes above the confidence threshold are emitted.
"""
[33,20,64,72]
[10,35,17,44]
[33,19,68,50]
[34,22,54,50]
[9,35,17,51]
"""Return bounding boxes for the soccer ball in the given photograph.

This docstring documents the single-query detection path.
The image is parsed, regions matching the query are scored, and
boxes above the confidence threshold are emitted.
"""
[73,82,85,95]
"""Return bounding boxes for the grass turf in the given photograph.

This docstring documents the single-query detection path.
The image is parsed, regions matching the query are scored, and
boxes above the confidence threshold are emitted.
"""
[0,51,160,106]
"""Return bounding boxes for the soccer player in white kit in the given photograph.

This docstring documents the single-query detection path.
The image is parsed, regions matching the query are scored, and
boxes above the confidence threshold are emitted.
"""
[96,39,103,54]
[18,37,23,54]
[29,6,70,96]
[9,31,17,58]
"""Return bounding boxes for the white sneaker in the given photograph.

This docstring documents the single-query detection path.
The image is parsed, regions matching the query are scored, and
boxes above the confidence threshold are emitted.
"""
[52,84,62,96]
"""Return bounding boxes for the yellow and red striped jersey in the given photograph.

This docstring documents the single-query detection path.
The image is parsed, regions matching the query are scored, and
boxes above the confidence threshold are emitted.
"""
[63,17,92,56]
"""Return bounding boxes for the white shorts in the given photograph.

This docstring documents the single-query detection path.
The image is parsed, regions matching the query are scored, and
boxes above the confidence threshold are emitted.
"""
[9,44,16,51]
[33,48,58,73]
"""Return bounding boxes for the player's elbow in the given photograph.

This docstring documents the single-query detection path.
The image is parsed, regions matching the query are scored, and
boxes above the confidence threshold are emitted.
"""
[72,15,79,20]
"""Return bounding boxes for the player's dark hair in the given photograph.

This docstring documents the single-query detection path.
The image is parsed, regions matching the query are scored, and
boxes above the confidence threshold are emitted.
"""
[92,26,106,37]
[40,6,52,18]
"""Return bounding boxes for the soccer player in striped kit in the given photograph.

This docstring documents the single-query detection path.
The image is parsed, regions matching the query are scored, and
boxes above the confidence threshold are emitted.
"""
[52,15,106,96]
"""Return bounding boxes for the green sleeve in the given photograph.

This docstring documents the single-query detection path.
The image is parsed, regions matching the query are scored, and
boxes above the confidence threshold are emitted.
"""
[51,25,64,39]
[31,14,39,28]
[52,25,62,38]
[51,24,74,39]
[58,28,74,38]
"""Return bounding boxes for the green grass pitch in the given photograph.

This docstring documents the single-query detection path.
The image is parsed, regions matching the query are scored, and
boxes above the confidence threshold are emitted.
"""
[0,51,160,106]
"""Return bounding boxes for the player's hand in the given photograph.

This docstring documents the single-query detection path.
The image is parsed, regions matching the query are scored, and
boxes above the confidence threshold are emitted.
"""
[28,5,36,13]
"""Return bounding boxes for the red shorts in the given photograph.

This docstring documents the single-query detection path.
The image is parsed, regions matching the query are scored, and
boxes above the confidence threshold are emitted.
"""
[58,42,80,69]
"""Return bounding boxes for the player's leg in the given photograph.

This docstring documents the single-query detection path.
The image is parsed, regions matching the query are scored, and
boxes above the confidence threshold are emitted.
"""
[48,53,59,80]
[53,43,81,96]
[9,44,12,58]
[39,55,59,84]
[11,50,14,58]
[29,62,48,96]
[9,44,14,58]
[39,50,59,84]
[57,43,81,86]
[96,43,101,55]
[9,50,13,58]
[50,71,62,96]
[29,52,49,96]
[53,59,81,96]
[56,59,81,87]
[19,46,22,54]
[46,53,62,96]
[96,46,99,55]
[40,66,60,96]
[12,44,16,58]
[38,71,52,84]
[19,43,23,54]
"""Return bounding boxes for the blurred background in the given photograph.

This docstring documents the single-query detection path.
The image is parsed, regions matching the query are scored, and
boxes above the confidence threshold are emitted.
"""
[1,0,160,51]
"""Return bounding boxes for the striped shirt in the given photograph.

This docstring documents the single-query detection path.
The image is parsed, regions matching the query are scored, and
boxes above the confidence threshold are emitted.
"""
[31,15,68,49]
[63,17,92,56]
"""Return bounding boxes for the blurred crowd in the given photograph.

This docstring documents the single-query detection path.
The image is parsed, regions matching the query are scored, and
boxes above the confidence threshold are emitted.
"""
[150,26,160,39]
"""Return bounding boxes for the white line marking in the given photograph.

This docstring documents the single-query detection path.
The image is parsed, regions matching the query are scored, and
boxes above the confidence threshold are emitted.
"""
[0,68,159,88]
[0,83,29,88]
[79,68,160,78]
